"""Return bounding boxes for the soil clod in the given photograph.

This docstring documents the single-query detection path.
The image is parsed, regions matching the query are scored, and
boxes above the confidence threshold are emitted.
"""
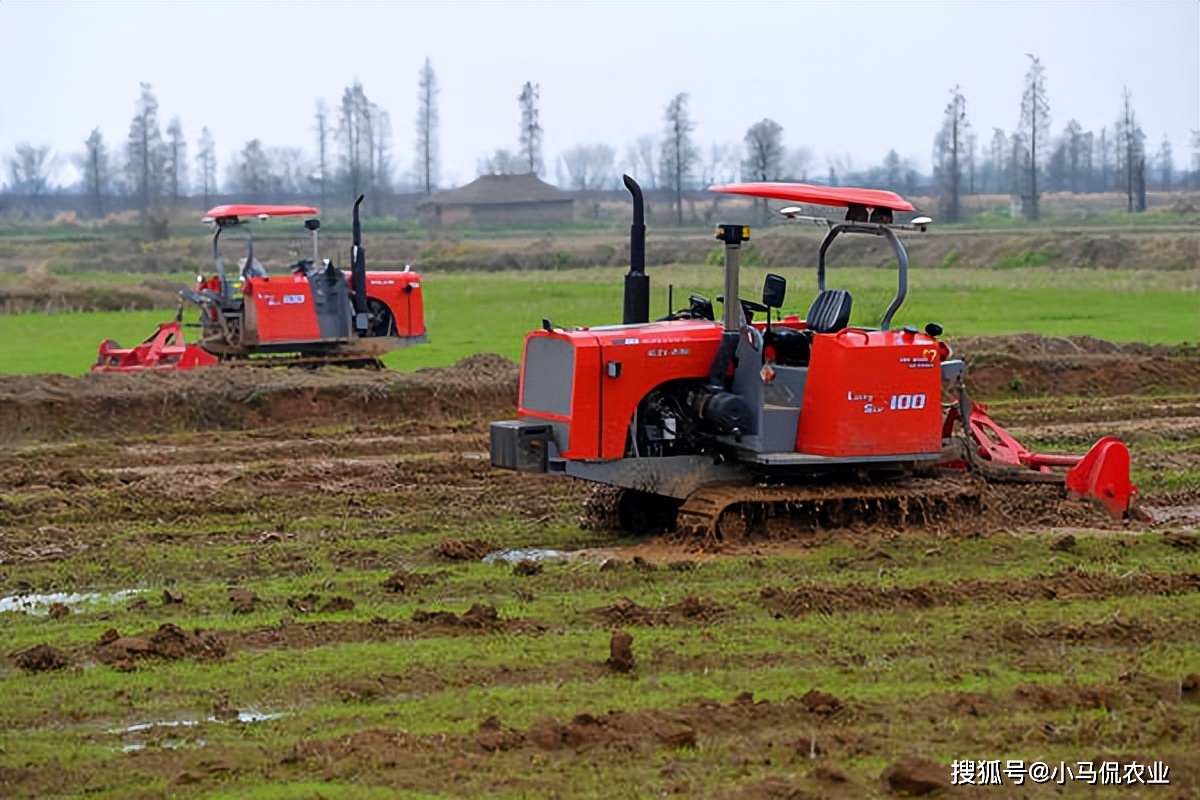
[14,643,69,672]
[228,587,259,614]
[433,538,496,561]
[608,630,635,673]
[800,689,843,716]
[881,755,950,796]
[512,559,543,576]
[1050,533,1078,552]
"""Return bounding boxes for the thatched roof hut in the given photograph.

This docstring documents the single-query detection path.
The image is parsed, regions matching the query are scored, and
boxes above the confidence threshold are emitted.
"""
[416,173,575,226]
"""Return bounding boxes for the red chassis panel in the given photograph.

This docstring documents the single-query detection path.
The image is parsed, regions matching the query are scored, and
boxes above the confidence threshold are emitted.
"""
[242,276,323,344]
[797,329,944,457]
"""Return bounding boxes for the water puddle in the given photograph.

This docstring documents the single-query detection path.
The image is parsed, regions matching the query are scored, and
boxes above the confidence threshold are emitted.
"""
[482,547,603,565]
[113,710,285,752]
[0,589,143,615]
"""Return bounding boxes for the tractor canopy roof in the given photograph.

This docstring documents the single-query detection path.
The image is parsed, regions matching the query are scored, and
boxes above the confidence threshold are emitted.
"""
[708,182,915,213]
[203,204,320,226]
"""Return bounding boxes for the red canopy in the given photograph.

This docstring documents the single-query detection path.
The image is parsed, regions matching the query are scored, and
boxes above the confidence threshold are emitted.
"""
[709,182,915,213]
[203,204,319,222]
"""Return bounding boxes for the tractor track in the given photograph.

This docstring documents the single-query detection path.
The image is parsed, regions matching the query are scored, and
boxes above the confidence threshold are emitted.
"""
[672,473,993,544]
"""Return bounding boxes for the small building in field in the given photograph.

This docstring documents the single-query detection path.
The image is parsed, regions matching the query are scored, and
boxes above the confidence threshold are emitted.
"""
[416,173,575,226]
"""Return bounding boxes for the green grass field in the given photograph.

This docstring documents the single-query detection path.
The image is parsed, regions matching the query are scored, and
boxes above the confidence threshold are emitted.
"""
[0,265,1195,375]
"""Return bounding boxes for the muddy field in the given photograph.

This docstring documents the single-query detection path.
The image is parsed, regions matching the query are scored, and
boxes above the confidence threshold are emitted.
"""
[0,335,1197,798]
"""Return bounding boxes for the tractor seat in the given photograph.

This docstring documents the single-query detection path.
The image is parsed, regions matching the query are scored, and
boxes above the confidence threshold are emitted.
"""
[806,289,852,334]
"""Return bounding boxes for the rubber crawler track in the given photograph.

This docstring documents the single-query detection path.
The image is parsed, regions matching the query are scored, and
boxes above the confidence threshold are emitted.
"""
[673,473,989,546]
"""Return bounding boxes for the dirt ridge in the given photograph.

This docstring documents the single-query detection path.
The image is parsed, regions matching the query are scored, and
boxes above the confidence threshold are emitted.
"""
[2,335,1196,444]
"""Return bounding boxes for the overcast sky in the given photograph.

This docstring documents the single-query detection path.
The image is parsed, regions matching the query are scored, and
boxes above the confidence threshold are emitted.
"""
[1,0,1196,190]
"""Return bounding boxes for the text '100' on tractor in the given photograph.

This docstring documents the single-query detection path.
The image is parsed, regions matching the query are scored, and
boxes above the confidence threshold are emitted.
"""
[490,176,1137,542]
[93,196,426,371]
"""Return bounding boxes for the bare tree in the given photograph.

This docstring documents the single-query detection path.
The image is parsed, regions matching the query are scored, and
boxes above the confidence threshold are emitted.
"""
[984,128,1007,193]
[235,139,271,200]
[1157,134,1172,191]
[964,131,977,194]
[1094,126,1111,192]
[700,142,739,186]
[1115,87,1146,212]
[826,154,854,187]
[126,82,165,214]
[1007,133,1026,202]
[77,128,111,217]
[370,107,394,212]
[314,100,330,211]
[517,81,543,176]
[337,81,382,200]
[195,127,217,209]
[742,119,784,181]
[660,92,697,225]
[1017,55,1049,220]
[623,134,658,188]
[741,119,783,223]
[1079,129,1095,192]
[881,150,905,192]
[1062,120,1084,192]
[415,58,439,193]
[164,116,187,205]
[7,142,56,195]
[933,85,969,222]
[560,143,616,190]
[266,146,310,195]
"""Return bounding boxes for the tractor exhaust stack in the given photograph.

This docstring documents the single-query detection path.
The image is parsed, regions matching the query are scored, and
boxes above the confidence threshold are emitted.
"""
[622,174,649,325]
[351,195,369,333]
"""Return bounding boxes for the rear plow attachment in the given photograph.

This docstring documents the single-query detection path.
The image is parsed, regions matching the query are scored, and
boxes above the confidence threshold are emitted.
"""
[948,403,1138,520]
[92,319,218,373]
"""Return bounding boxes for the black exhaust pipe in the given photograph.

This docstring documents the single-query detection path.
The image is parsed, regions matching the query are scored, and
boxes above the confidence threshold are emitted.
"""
[351,195,369,333]
[622,174,649,325]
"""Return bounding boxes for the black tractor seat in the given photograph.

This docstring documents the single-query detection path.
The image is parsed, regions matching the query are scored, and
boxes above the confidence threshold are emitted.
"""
[763,289,853,367]
[806,288,852,334]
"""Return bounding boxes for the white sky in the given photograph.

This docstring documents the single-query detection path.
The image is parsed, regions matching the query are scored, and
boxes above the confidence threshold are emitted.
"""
[1,0,1196,189]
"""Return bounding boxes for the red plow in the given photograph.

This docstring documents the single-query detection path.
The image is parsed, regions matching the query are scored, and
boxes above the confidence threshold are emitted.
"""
[93,320,218,373]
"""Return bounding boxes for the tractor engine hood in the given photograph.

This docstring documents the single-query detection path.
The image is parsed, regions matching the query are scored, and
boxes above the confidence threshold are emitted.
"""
[517,320,725,461]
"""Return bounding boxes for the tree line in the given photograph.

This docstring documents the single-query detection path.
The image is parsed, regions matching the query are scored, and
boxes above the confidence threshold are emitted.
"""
[5,54,1199,224]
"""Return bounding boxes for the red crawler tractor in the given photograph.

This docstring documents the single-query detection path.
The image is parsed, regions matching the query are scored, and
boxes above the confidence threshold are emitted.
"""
[490,176,1137,537]
[93,197,426,371]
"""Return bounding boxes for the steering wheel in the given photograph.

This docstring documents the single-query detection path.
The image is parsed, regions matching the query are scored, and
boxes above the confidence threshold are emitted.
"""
[716,295,769,314]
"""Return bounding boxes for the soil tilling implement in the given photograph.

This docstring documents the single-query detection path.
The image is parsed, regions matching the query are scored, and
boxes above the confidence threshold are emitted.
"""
[93,197,426,371]
[490,177,1137,540]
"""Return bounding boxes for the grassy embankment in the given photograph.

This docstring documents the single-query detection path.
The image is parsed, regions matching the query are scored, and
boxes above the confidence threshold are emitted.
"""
[0,265,1195,375]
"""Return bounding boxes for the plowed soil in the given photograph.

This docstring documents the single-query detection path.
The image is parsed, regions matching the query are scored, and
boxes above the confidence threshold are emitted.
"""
[1,334,1197,798]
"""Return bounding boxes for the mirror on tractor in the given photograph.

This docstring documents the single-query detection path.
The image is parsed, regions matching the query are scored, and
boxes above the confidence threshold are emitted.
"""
[762,273,787,309]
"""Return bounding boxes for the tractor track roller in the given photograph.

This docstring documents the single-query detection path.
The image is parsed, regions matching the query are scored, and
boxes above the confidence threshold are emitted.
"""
[671,473,987,546]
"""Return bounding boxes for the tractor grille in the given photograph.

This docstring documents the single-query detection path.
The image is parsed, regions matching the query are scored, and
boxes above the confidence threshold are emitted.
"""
[521,336,574,417]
